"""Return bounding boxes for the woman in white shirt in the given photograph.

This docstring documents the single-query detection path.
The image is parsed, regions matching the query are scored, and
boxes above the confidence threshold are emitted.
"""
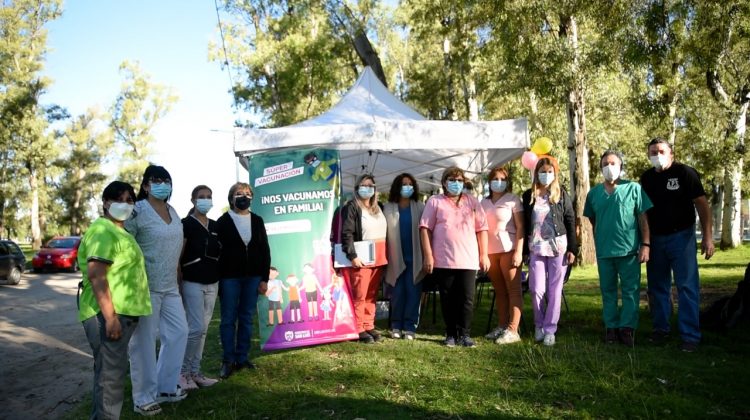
[126,165,189,415]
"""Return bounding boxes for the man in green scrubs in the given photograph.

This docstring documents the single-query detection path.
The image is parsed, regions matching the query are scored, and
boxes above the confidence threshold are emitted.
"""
[584,150,652,347]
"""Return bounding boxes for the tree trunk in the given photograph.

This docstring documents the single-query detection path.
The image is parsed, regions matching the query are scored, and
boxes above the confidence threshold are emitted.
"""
[719,100,748,249]
[71,167,85,236]
[561,15,595,265]
[353,31,387,88]
[29,167,41,249]
[529,92,544,133]
[566,89,596,265]
[443,36,457,121]
[712,182,723,238]
[667,99,678,145]
[720,160,742,248]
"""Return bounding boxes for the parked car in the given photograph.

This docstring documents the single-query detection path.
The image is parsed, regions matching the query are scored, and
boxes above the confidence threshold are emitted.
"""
[32,236,82,273]
[0,240,26,285]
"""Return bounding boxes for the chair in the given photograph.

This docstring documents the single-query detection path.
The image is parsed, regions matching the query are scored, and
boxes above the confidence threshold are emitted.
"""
[419,274,439,325]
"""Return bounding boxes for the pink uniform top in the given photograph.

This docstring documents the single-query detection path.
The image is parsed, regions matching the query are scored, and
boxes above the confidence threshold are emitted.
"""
[420,194,488,270]
[481,193,523,254]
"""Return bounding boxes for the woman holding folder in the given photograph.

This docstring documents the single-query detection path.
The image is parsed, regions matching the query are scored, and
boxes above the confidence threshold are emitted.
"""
[340,174,388,344]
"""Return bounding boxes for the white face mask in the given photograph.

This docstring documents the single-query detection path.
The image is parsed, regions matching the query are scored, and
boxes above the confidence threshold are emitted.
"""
[537,172,555,186]
[602,165,620,182]
[107,202,134,221]
[650,154,669,170]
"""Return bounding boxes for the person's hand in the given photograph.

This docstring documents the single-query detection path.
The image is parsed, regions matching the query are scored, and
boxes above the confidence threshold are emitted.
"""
[701,238,715,260]
[104,315,123,341]
[423,255,434,274]
[479,255,491,273]
[565,251,576,265]
[257,281,268,295]
[511,251,523,268]
[351,257,364,268]
[638,246,650,263]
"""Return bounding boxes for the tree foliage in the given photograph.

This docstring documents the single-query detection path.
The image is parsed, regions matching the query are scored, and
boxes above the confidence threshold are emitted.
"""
[110,60,177,186]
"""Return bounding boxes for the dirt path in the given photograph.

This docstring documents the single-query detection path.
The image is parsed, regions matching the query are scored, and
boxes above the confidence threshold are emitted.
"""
[0,271,91,420]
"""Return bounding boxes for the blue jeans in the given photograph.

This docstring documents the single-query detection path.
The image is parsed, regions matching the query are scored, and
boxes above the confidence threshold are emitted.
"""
[219,276,260,363]
[390,260,423,333]
[647,227,701,343]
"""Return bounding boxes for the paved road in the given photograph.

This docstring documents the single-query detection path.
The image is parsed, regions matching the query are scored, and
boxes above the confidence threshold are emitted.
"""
[0,271,91,420]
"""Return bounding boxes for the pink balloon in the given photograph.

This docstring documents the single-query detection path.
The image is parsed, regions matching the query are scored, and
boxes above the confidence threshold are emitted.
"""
[521,151,538,170]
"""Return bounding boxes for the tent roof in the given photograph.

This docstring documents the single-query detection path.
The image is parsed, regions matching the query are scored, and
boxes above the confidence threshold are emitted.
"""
[234,67,529,193]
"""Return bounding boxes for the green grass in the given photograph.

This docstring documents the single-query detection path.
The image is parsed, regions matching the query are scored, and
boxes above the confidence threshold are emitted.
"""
[67,245,750,419]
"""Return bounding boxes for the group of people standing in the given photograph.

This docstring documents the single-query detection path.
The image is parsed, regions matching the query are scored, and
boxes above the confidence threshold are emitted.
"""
[340,136,713,355]
[77,165,271,418]
[76,135,713,419]
[584,137,713,352]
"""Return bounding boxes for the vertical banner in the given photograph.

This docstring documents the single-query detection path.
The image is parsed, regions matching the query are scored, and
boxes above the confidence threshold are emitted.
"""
[250,148,358,351]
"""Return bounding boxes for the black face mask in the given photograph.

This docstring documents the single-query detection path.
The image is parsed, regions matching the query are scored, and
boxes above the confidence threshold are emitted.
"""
[234,196,251,211]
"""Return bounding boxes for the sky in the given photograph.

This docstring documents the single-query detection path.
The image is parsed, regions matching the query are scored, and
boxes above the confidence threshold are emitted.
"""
[43,0,247,218]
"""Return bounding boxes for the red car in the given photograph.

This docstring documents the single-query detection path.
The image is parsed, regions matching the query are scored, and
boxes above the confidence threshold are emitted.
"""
[32,236,82,273]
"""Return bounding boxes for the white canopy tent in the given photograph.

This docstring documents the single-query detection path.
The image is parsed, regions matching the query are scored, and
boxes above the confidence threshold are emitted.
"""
[234,67,529,194]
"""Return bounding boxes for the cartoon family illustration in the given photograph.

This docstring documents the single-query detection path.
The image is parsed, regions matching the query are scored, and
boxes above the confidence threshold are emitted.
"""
[264,262,351,327]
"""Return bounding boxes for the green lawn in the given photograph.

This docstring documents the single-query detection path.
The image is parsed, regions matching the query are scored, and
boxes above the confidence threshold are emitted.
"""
[67,245,750,419]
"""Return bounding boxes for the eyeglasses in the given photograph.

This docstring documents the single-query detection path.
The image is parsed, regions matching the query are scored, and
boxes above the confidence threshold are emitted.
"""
[150,178,172,185]
[234,194,252,199]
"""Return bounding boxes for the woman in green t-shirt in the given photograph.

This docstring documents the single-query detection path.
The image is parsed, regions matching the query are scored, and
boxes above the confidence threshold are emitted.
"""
[78,181,153,418]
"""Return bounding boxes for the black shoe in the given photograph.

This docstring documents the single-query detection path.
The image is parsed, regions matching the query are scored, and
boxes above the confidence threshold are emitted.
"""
[680,341,698,353]
[234,360,258,371]
[619,327,634,347]
[605,328,619,344]
[366,329,382,342]
[648,330,669,345]
[220,361,234,379]
[358,331,375,344]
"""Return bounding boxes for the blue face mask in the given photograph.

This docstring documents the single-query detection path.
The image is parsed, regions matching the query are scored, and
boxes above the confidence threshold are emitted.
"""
[537,172,555,187]
[310,159,321,168]
[195,198,213,214]
[400,185,414,198]
[446,180,464,196]
[358,186,375,199]
[150,182,172,200]
[490,180,507,193]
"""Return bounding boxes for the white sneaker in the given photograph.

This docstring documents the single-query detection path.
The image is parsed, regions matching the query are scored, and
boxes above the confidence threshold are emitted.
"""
[156,386,188,403]
[485,326,506,340]
[133,401,162,416]
[390,329,402,339]
[495,330,521,345]
[543,333,555,346]
[535,327,545,342]
[192,372,219,387]
[179,373,198,391]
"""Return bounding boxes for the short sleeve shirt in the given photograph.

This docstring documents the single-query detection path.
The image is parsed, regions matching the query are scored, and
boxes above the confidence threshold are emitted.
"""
[481,193,522,254]
[125,200,183,292]
[640,163,705,235]
[77,217,152,321]
[420,194,488,270]
[267,278,283,302]
[584,180,653,258]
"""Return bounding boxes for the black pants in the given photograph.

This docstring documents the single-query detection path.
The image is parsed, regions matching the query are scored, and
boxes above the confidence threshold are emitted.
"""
[433,268,477,338]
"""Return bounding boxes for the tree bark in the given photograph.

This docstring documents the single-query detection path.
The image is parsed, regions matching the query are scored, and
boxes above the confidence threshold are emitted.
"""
[561,15,595,265]
[443,36,457,120]
[28,166,41,249]
[720,100,748,249]
[353,31,387,88]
